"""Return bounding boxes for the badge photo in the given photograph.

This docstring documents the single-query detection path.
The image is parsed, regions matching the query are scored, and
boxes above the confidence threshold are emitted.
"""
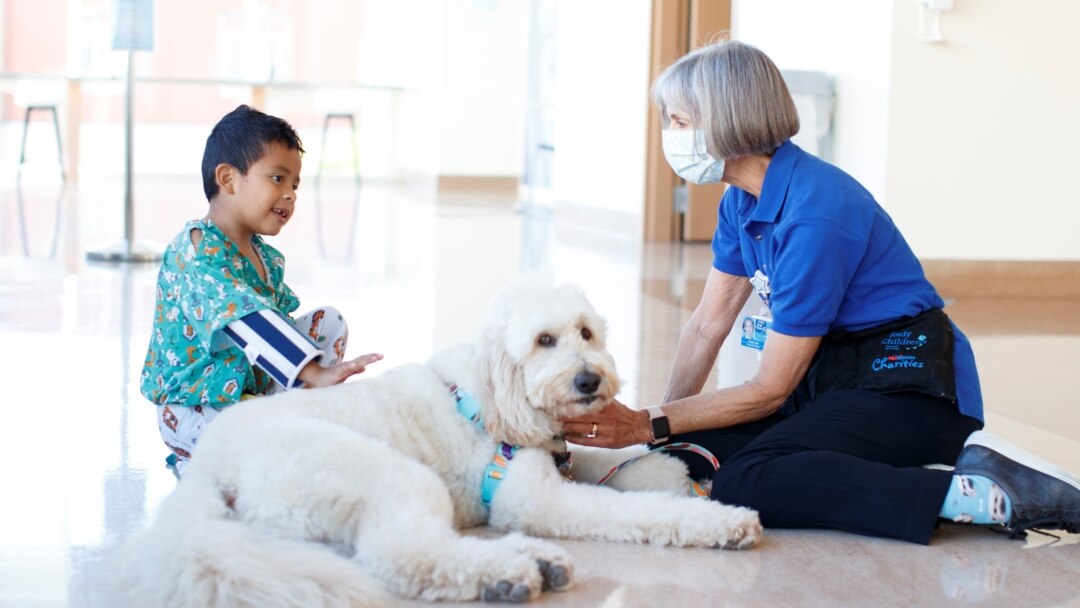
[740,315,770,351]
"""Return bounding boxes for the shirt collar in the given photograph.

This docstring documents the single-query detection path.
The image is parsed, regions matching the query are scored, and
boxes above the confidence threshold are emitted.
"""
[750,139,798,224]
[195,217,270,263]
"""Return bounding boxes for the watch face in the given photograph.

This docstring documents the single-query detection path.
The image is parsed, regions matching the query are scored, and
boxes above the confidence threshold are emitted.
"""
[651,416,671,440]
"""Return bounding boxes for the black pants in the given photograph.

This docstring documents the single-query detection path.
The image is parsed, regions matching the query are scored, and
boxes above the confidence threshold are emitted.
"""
[667,389,983,545]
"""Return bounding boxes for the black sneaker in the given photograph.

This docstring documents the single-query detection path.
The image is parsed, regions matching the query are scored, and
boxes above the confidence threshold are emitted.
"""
[955,431,1080,539]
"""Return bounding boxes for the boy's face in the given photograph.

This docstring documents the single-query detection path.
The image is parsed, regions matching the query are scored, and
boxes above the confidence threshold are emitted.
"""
[228,142,302,237]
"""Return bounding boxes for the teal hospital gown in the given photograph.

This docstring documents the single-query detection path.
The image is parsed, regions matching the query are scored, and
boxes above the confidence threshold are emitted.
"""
[140,218,301,406]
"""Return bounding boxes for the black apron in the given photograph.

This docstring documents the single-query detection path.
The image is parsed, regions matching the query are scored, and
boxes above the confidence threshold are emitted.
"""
[808,308,957,402]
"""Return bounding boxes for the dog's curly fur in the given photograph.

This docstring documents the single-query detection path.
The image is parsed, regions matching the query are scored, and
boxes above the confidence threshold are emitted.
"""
[109,280,762,605]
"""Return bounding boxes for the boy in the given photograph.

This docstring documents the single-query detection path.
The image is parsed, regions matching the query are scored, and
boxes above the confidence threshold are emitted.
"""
[140,105,381,475]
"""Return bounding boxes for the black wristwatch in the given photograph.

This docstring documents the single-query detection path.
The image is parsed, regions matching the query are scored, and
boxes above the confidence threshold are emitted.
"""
[646,406,670,444]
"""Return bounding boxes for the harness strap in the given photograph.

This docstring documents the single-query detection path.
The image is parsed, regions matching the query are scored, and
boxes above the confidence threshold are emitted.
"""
[450,383,485,430]
[596,442,720,498]
[451,383,556,508]
[480,442,518,507]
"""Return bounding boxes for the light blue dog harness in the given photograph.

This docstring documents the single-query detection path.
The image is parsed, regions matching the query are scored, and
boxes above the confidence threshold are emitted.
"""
[449,384,718,506]
[450,384,521,508]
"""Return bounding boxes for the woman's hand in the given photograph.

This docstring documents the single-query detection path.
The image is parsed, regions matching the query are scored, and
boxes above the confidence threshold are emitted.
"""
[560,399,653,449]
[299,352,383,388]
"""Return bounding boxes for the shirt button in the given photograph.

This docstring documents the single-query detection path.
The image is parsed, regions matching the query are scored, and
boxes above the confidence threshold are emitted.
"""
[754,234,763,240]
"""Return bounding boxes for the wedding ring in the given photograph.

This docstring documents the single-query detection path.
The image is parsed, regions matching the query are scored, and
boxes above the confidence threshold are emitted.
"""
[586,423,598,438]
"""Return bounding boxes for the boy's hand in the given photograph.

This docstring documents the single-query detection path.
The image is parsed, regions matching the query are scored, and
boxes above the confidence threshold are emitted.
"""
[299,353,383,388]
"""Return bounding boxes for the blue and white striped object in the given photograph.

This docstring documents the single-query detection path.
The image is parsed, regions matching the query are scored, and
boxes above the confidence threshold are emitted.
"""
[223,310,322,388]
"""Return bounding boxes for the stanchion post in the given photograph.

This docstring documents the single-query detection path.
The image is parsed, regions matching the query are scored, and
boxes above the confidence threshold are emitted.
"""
[87,0,161,264]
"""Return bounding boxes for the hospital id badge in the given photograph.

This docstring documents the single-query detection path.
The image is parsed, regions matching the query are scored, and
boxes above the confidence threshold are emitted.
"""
[739,315,771,351]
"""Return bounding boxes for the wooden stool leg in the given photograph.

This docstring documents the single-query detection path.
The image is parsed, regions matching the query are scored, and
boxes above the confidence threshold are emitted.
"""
[18,107,32,166]
[49,106,66,182]
[316,113,333,185]
[19,106,66,180]
[346,114,360,186]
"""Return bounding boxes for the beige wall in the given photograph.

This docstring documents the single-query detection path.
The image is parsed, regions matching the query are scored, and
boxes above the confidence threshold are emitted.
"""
[737,0,1080,262]
[734,0,893,206]
[885,0,1080,261]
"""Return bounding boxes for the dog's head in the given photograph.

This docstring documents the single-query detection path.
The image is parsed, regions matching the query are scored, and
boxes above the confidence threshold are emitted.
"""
[476,279,620,447]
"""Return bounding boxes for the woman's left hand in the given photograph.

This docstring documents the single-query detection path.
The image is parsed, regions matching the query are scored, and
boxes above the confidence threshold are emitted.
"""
[561,399,652,448]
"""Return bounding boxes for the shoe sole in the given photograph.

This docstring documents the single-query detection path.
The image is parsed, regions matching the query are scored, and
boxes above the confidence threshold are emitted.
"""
[964,430,1080,493]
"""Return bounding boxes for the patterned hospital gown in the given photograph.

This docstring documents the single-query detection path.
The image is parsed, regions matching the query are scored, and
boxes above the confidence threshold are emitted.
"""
[140,218,301,406]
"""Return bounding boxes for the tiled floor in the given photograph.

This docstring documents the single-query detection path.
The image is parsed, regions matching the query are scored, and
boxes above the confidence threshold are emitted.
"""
[1,172,1078,607]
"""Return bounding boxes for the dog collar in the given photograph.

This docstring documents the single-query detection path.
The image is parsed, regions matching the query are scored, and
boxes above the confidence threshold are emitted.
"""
[448,384,572,508]
[449,383,485,430]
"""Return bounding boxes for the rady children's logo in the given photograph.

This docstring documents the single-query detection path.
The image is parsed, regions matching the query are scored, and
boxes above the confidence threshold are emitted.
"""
[880,330,927,351]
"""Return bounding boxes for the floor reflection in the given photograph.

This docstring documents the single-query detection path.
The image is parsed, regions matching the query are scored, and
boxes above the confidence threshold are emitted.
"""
[14,173,64,259]
[938,548,1009,603]
[105,266,150,541]
[312,178,361,262]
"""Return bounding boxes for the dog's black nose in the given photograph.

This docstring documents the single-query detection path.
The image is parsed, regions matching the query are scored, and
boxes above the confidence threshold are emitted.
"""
[574,371,601,394]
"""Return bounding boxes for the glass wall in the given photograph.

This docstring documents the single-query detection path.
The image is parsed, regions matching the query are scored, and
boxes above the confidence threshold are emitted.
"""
[0,0,411,178]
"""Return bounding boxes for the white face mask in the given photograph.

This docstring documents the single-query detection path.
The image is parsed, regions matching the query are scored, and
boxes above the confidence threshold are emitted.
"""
[661,129,725,184]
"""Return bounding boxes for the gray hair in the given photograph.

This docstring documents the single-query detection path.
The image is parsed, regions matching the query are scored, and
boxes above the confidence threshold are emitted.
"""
[651,40,799,159]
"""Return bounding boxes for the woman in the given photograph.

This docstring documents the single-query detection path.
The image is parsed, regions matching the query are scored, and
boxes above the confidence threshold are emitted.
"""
[563,40,1080,544]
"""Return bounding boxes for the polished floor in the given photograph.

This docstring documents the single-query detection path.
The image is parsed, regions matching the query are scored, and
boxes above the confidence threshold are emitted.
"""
[1,171,1078,608]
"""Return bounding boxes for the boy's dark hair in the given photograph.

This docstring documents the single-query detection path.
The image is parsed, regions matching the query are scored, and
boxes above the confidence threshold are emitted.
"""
[201,105,305,200]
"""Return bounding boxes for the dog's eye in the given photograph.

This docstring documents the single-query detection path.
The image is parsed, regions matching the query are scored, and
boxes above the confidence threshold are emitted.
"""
[580,327,592,341]
[537,333,556,347]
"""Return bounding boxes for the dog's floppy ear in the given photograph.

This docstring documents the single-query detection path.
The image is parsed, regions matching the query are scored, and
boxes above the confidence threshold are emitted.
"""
[475,292,553,447]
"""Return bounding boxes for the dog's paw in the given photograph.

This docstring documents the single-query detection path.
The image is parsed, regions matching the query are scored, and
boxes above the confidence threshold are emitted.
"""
[471,555,544,603]
[710,507,762,550]
[496,533,573,592]
[481,580,533,603]
[536,558,570,591]
[650,501,763,549]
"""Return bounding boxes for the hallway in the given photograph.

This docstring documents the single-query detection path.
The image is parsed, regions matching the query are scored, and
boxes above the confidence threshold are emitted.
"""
[1,174,1078,607]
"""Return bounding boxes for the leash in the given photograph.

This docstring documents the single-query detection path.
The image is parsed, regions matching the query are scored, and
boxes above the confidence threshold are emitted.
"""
[596,442,720,498]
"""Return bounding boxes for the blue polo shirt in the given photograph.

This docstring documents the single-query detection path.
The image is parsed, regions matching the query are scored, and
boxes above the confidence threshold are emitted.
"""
[711,140,983,421]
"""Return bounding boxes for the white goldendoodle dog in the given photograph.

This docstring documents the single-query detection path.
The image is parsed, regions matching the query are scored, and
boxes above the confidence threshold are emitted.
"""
[110,280,761,606]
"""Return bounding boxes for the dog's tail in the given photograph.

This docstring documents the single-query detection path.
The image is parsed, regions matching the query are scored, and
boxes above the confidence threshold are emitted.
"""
[107,477,390,608]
